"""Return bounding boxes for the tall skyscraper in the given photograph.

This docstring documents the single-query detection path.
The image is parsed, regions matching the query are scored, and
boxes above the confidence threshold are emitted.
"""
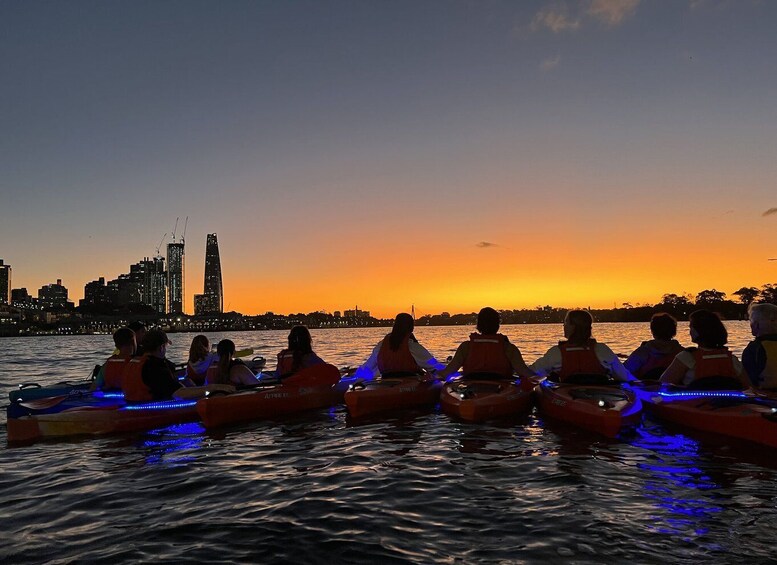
[167,241,185,314]
[141,256,167,314]
[0,260,10,304]
[202,233,223,314]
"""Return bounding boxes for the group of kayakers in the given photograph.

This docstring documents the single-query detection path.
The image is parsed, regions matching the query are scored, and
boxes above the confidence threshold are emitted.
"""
[93,301,777,403]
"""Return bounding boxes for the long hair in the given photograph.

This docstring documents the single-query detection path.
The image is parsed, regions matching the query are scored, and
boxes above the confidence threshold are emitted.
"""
[689,309,728,348]
[188,334,210,363]
[215,339,236,384]
[565,310,593,345]
[288,326,313,371]
[388,313,415,351]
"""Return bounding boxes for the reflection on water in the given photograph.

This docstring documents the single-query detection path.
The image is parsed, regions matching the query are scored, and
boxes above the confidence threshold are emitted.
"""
[1,323,776,563]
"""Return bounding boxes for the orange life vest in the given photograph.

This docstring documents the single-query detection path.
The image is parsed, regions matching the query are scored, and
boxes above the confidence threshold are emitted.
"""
[377,336,420,376]
[635,340,684,379]
[691,347,737,382]
[103,354,132,390]
[122,356,153,402]
[462,333,513,378]
[558,340,606,380]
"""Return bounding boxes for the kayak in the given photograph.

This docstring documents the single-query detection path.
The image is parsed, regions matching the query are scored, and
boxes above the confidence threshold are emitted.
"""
[9,358,269,404]
[196,363,345,429]
[7,391,198,443]
[344,376,442,419]
[535,379,643,438]
[440,377,533,422]
[634,384,777,449]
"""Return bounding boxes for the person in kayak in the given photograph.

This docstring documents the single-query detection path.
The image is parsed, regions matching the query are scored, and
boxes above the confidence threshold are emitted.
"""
[276,325,326,378]
[206,339,260,386]
[437,307,532,381]
[128,321,147,355]
[531,310,634,383]
[123,329,185,401]
[659,309,750,389]
[185,334,215,385]
[357,313,443,379]
[94,326,137,391]
[623,313,684,380]
[742,302,777,390]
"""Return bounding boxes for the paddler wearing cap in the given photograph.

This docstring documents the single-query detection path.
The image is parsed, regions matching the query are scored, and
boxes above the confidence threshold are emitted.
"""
[122,329,185,402]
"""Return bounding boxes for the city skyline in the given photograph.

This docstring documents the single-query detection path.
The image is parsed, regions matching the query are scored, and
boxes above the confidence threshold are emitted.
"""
[2,2,776,318]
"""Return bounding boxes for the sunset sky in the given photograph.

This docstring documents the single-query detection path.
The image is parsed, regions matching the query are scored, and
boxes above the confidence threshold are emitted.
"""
[2,1,776,317]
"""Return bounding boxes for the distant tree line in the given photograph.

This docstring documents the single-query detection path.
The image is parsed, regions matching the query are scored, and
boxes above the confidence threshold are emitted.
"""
[415,283,777,326]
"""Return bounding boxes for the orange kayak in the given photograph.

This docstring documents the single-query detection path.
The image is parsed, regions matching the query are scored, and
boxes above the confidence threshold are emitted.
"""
[535,379,642,438]
[344,376,442,418]
[440,378,533,422]
[635,385,777,448]
[196,363,345,428]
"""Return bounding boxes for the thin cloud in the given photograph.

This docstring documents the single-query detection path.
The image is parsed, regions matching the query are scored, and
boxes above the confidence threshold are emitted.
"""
[531,3,580,33]
[763,208,777,217]
[588,0,640,26]
[476,241,499,248]
[540,54,561,71]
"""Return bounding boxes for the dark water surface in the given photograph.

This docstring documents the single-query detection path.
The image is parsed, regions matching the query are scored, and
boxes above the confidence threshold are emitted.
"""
[2,323,775,564]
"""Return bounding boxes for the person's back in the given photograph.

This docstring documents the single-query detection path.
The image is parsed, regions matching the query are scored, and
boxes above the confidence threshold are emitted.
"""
[208,339,259,386]
[531,310,634,383]
[743,303,777,389]
[624,313,684,380]
[123,330,182,402]
[438,307,533,381]
[95,327,136,391]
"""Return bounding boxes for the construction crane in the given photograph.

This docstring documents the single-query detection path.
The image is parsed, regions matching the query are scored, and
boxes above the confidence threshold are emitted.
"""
[181,216,188,245]
[155,233,167,258]
[171,217,179,243]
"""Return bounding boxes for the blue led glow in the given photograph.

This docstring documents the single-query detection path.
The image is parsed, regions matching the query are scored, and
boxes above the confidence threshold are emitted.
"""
[92,391,125,399]
[657,391,748,399]
[122,400,197,411]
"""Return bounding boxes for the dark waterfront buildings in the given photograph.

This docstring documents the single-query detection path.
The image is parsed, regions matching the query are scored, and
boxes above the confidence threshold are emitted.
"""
[167,241,185,314]
[38,279,70,309]
[0,260,10,304]
[195,233,223,315]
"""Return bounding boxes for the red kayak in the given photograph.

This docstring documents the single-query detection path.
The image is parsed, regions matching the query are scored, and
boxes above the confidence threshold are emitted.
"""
[635,384,777,449]
[440,377,533,422]
[535,379,643,438]
[344,376,442,419]
[196,363,345,429]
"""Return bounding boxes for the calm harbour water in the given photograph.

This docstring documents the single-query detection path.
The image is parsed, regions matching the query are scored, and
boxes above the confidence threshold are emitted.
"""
[1,322,775,564]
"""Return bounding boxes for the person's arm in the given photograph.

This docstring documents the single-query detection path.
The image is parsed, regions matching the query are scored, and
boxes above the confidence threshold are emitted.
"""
[437,342,468,380]
[659,356,689,386]
[230,363,260,385]
[93,361,107,390]
[409,340,444,373]
[353,341,382,379]
[731,355,752,390]
[505,343,535,378]
[741,341,764,388]
[622,344,648,377]
[529,346,561,377]
[596,343,636,382]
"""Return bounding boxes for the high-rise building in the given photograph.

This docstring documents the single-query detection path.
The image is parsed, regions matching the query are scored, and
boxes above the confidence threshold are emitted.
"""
[0,260,10,304]
[140,256,167,314]
[80,277,113,308]
[202,233,223,314]
[167,241,185,314]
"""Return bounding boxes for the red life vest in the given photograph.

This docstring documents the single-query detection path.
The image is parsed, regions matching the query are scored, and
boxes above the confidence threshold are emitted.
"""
[103,354,132,390]
[636,340,684,379]
[377,336,420,376]
[122,356,153,402]
[463,333,513,378]
[277,351,295,377]
[558,340,606,380]
[691,348,737,381]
